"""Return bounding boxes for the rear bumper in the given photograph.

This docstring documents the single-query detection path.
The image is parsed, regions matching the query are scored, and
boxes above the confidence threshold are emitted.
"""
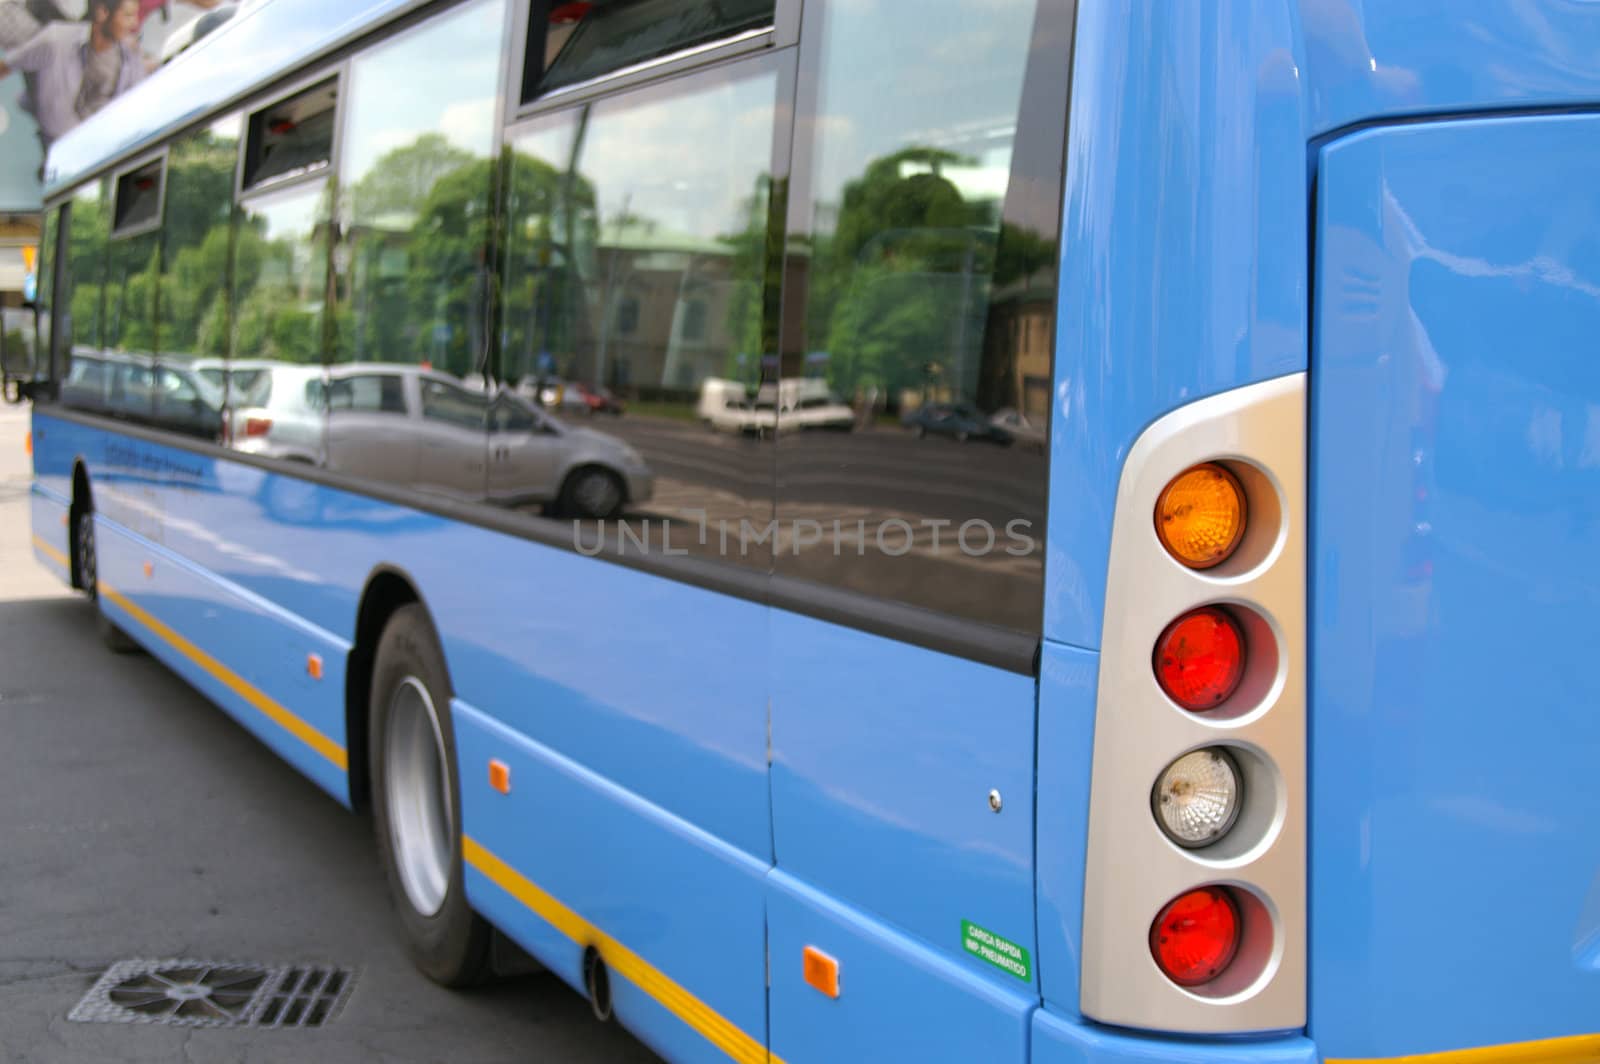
[1033,1008,1317,1064]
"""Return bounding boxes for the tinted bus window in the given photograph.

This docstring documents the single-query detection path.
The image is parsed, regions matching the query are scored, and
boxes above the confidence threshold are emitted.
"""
[157,115,240,441]
[232,184,330,366]
[227,180,330,461]
[533,0,775,98]
[112,158,165,237]
[62,181,110,409]
[102,225,162,425]
[774,0,1062,634]
[501,54,782,534]
[32,207,58,385]
[243,79,337,191]
[329,0,505,497]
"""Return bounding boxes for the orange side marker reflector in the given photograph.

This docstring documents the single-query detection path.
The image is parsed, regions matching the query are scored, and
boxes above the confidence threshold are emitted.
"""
[803,946,840,999]
[489,759,511,794]
[60,513,68,527]
[306,654,323,680]
[24,431,31,456]
[143,561,154,579]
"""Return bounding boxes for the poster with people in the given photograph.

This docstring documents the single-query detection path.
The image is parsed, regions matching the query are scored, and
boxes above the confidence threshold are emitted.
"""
[0,0,239,210]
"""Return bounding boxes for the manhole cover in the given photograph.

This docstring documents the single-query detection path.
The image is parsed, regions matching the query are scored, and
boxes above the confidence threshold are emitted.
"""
[70,959,354,1029]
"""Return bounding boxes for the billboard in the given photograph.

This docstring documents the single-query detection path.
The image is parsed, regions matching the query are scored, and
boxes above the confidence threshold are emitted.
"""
[0,0,236,211]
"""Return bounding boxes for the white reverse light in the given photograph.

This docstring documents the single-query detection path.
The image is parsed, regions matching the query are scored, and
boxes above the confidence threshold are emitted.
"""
[1152,748,1241,848]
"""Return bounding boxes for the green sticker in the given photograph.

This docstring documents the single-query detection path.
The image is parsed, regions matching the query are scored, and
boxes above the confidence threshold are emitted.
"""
[961,920,1031,981]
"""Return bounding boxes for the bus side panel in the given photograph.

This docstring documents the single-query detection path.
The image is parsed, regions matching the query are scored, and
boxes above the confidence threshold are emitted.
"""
[768,612,1037,1061]
[455,702,768,1064]
[91,512,350,802]
[767,870,1032,1064]
[28,412,74,501]
[39,417,775,1058]
[1032,641,1099,1018]
[29,485,71,583]
[1312,114,1600,1058]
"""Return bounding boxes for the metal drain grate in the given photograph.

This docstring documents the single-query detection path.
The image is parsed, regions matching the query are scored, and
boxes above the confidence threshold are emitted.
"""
[70,959,355,1029]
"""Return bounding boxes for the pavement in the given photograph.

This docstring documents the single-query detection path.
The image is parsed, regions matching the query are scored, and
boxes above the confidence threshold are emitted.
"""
[0,401,659,1063]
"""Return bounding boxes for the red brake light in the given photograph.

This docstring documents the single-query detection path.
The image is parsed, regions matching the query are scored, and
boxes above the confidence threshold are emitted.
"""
[1150,887,1240,987]
[1154,607,1244,711]
[245,416,273,437]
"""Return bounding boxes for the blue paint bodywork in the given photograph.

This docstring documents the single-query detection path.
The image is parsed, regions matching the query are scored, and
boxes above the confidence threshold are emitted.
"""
[1033,641,1099,1019]
[1311,113,1600,1059]
[26,1,1600,1060]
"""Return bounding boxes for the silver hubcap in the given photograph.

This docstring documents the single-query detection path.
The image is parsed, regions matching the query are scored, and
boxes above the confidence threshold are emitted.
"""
[384,676,453,918]
[575,473,619,516]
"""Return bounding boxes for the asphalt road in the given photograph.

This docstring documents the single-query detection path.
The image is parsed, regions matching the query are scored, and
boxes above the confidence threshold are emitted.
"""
[0,402,659,1063]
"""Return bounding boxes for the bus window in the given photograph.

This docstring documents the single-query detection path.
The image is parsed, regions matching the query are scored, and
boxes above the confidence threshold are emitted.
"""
[242,79,337,193]
[530,0,776,100]
[501,52,783,534]
[773,0,1061,635]
[60,181,110,415]
[231,184,331,366]
[33,207,58,387]
[103,224,161,425]
[330,0,505,499]
[111,157,165,239]
[157,115,241,441]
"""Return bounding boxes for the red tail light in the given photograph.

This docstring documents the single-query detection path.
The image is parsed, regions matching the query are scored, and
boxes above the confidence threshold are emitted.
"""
[1149,887,1240,987]
[245,417,273,437]
[1154,607,1244,711]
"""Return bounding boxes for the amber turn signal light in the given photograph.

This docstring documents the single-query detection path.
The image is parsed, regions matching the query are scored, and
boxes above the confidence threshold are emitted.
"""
[1155,463,1245,569]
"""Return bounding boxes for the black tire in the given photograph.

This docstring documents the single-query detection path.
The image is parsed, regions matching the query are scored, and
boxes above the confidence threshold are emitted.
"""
[369,604,492,987]
[76,507,138,654]
[561,466,625,519]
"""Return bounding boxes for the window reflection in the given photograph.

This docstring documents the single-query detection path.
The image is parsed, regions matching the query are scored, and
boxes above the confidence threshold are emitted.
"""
[500,56,780,549]
[329,0,504,500]
[156,115,241,442]
[775,0,1058,633]
[60,181,108,415]
[534,0,775,97]
[227,182,332,459]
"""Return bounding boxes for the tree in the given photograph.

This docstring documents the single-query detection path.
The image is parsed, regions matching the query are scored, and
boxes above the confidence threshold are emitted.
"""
[808,147,998,400]
[350,134,476,224]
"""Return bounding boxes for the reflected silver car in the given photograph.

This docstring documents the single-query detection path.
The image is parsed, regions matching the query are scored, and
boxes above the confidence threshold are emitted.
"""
[224,363,651,517]
[197,359,325,463]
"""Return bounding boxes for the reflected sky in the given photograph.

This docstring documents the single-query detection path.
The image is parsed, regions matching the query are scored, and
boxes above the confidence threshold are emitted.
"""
[340,0,506,187]
[809,0,1040,229]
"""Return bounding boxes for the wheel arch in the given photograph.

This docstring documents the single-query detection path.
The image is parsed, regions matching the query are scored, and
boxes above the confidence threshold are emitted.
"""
[346,564,442,811]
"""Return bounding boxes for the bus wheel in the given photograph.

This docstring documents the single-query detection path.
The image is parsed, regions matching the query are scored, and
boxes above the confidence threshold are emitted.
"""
[369,604,491,987]
[76,509,138,653]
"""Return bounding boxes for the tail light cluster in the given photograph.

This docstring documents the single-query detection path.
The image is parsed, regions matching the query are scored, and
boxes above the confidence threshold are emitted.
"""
[1080,375,1305,1033]
[1142,464,1271,989]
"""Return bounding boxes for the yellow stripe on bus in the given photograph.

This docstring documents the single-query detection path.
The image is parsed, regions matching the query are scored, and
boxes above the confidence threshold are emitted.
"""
[32,534,69,569]
[98,582,348,772]
[1326,1034,1600,1064]
[462,836,777,1064]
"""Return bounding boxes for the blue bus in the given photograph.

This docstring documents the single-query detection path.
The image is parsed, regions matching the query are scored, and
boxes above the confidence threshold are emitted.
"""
[5,1,1599,1061]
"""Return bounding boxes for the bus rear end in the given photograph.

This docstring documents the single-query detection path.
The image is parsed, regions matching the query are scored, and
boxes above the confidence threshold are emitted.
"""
[1041,4,1600,1063]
